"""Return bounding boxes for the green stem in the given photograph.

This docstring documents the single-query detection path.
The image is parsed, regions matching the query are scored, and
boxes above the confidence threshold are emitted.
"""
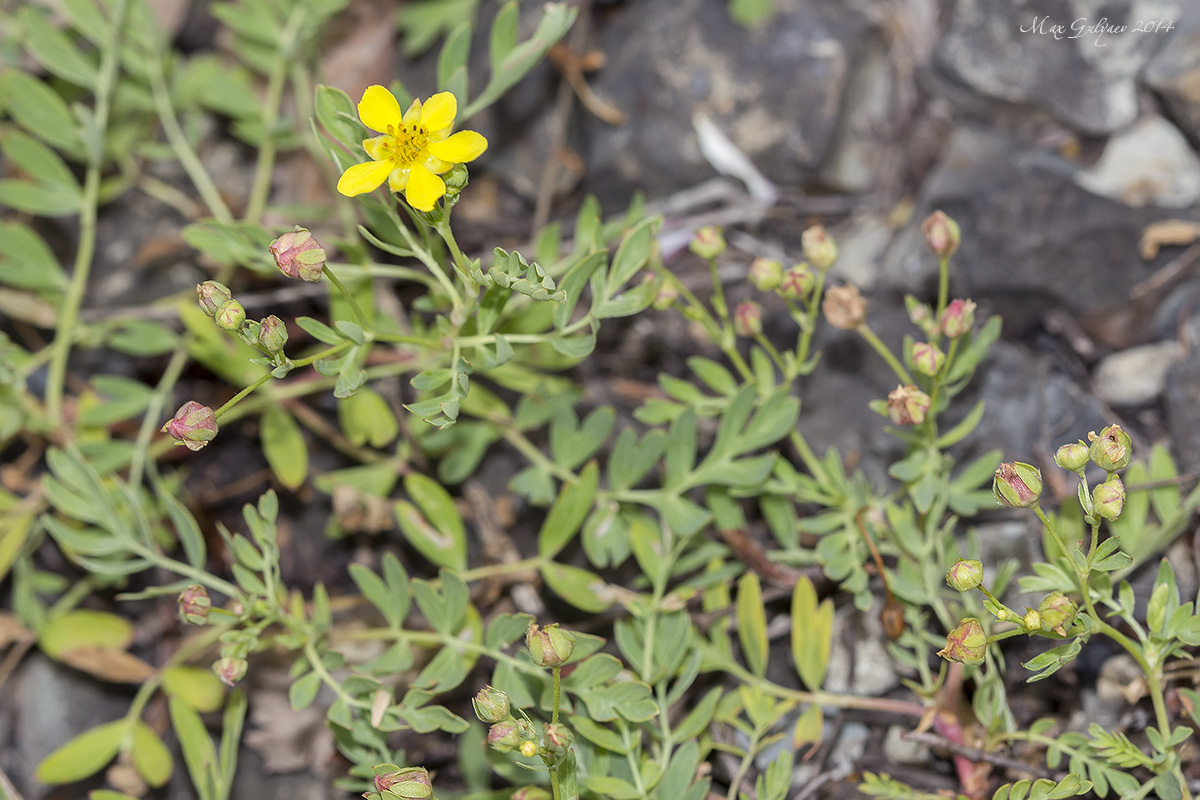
[551,666,561,725]
[211,341,352,419]
[321,264,371,330]
[436,217,474,283]
[44,0,131,427]
[857,324,914,385]
[936,255,950,318]
[707,258,728,320]
[390,206,463,313]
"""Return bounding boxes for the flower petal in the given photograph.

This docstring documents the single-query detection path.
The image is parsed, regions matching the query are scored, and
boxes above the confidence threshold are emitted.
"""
[420,92,457,133]
[405,164,446,211]
[423,153,452,174]
[358,86,401,133]
[426,130,488,164]
[362,135,392,161]
[337,160,392,197]
[388,166,411,193]
[403,99,421,127]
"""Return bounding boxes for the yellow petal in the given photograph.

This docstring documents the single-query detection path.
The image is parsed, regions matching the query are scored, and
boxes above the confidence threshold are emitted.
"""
[420,92,457,132]
[388,166,411,193]
[426,130,487,164]
[423,153,452,174]
[403,99,421,127]
[405,164,446,211]
[363,135,392,161]
[358,86,401,133]
[337,160,392,196]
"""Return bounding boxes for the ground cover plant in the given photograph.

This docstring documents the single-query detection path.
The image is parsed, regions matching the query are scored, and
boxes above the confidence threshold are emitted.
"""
[2,1,1200,800]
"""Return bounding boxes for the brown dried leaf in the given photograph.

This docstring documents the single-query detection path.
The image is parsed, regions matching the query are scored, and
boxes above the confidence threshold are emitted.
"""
[0,612,31,649]
[59,646,156,683]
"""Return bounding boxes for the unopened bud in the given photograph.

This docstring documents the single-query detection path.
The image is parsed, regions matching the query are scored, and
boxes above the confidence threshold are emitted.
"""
[733,301,763,337]
[937,618,986,664]
[269,226,326,282]
[444,163,470,192]
[526,623,576,667]
[1038,592,1077,636]
[256,315,288,354]
[511,788,552,800]
[214,656,247,686]
[822,284,867,330]
[179,584,211,625]
[801,225,838,272]
[993,462,1042,509]
[905,295,939,338]
[776,263,815,301]
[472,685,511,724]
[1023,608,1041,632]
[544,723,574,758]
[1054,442,1090,473]
[689,226,725,260]
[162,401,219,451]
[911,342,945,377]
[215,300,246,331]
[939,299,976,339]
[519,740,539,758]
[946,559,983,592]
[197,281,232,317]
[652,279,679,310]
[389,768,433,799]
[488,721,519,753]
[886,385,931,426]
[1093,475,1126,521]
[748,258,783,291]
[922,210,960,259]
[1088,424,1132,472]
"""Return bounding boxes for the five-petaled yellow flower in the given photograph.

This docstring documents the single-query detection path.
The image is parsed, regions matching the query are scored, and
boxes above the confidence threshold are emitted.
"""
[336,86,488,212]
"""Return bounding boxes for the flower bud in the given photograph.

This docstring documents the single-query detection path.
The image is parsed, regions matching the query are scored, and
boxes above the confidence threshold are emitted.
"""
[911,342,945,377]
[214,300,246,331]
[992,462,1042,509]
[1054,442,1089,472]
[214,656,247,686]
[652,279,679,310]
[256,315,288,354]
[443,163,470,192]
[472,685,511,724]
[921,210,960,259]
[388,768,433,799]
[487,721,520,753]
[776,263,815,301]
[801,224,838,272]
[543,723,574,758]
[733,301,763,337]
[1093,475,1126,521]
[179,584,211,625]
[886,385,931,426]
[905,295,939,338]
[511,788,552,800]
[197,281,233,317]
[1088,424,1132,472]
[822,284,867,330]
[526,623,576,667]
[748,258,783,291]
[688,225,725,260]
[937,618,986,664]
[1023,608,1041,632]
[945,559,983,592]
[519,740,539,758]
[939,299,976,339]
[269,226,326,282]
[162,401,219,451]
[1038,592,1077,636]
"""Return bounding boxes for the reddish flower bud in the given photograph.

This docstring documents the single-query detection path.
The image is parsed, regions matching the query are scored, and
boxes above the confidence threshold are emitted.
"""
[389,768,433,799]
[689,226,725,260]
[822,284,867,330]
[939,299,976,339]
[776,263,815,300]
[748,258,783,291]
[1093,475,1126,521]
[472,685,511,724]
[922,210,961,259]
[488,721,519,753]
[162,401,218,451]
[1038,592,1077,636]
[1054,442,1089,472]
[178,584,211,625]
[946,559,983,592]
[652,279,679,310]
[214,656,247,686]
[993,462,1042,509]
[801,224,838,272]
[526,623,576,667]
[937,618,986,664]
[733,301,763,337]
[886,385,931,426]
[214,300,246,331]
[911,341,945,377]
[269,226,326,282]
[256,315,288,354]
[1088,424,1132,472]
[197,281,233,317]
[511,788,552,800]
[544,722,573,758]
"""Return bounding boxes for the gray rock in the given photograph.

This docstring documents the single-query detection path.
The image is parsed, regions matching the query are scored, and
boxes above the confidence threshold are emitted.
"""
[1164,353,1200,469]
[1092,339,1183,404]
[884,723,931,766]
[819,32,894,194]
[935,0,1176,135]
[1075,115,1200,208]
[1143,14,1200,146]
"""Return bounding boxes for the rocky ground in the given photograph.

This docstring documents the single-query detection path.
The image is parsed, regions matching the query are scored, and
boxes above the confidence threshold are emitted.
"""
[5,0,1200,798]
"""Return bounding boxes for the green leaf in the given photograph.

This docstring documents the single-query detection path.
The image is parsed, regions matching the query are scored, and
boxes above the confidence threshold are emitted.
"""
[437,21,472,98]
[289,671,321,710]
[539,461,599,558]
[735,572,768,676]
[729,0,775,27]
[36,721,125,783]
[349,559,411,629]
[665,408,697,487]
[131,722,173,788]
[107,319,180,356]
[396,473,466,571]
[540,561,612,613]
[572,716,625,752]
[791,576,832,691]
[673,686,722,740]
[169,697,219,800]
[412,570,470,635]
[489,1,519,73]
[0,220,67,293]
[20,6,98,88]
[161,665,226,713]
[338,386,399,448]
[607,217,658,292]
[261,406,308,490]
[607,427,666,491]
[295,315,345,345]
[40,609,133,657]
[0,69,84,157]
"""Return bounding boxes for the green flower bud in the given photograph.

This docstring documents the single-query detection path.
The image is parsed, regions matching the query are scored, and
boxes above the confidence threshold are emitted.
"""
[543,722,573,758]
[776,263,815,300]
[939,298,976,338]
[1023,608,1041,632]
[1054,442,1090,472]
[487,721,520,753]
[905,295,939,338]
[472,685,511,724]
[256,315,288,354]
[526,623,575,667]
[214,656,247,686]
[689,226,725,260]
[748,258,783,291]
[215,300,246,331]
[921,210,960,259]
[1088,424,1132,472]
[733,301,763,337]
[1093,475,1126,521]
[937,618,986,664]
[197,281,233,317]
[444,163,470,192]
[162,401,219,451]
[652,279,679,310]
[1038,592,1077,636]
[992,462,1042,509]
[801,224,838,272]
[911,341,945,377]
[945,559,983,592]
[389,768,433,799]
[269,226,326,282]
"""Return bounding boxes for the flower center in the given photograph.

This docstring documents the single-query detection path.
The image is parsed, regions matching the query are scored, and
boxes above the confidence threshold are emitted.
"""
[384,123,429,165]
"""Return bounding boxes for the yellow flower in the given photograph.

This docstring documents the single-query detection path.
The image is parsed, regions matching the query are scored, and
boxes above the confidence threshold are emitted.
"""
[336,86,488,212]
